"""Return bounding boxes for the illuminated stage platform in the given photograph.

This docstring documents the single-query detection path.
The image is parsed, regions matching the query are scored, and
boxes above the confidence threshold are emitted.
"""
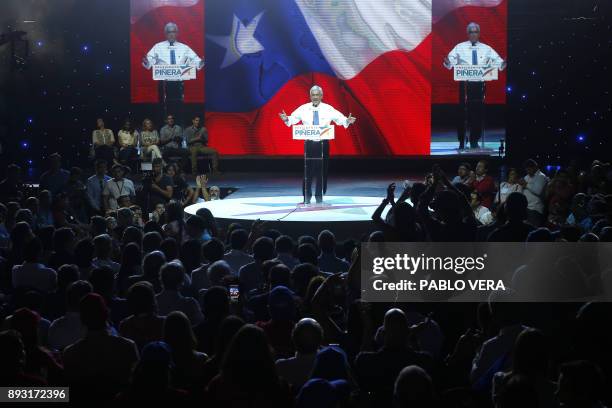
[184,195,392,239]
[184,195,390,223]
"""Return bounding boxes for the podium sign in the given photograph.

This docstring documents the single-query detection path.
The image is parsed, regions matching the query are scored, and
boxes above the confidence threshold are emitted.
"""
[454,65,499,82]
[152,64,197,81]
[292,125,335,141]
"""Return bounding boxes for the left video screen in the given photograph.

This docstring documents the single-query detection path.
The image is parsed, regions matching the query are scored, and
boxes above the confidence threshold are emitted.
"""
[130,0,205,104]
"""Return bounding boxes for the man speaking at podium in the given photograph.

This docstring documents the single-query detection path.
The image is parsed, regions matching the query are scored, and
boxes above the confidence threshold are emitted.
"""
[142,22,204,118]
[279,86,356,204]
[444,22,506,150]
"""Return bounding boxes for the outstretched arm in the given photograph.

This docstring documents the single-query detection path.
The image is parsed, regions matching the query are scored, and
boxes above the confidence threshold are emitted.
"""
[183,45,204,69]
[142,44,160,69]
[279,106,302,127]
[444,45,458,69]
[488,46,506,71]
[330,107,356,128]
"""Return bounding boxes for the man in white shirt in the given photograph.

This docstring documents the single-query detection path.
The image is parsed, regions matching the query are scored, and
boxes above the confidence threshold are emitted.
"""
[519,159,549,227]
[103,165,136,211]
[279,85,356,204]
[444,23,506,150]
[142,22,204,117]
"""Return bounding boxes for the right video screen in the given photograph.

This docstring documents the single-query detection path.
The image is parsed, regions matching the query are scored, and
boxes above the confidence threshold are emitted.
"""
[431,0,507,156]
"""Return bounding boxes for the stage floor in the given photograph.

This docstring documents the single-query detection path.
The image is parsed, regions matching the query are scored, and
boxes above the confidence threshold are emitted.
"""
[195,171,413,199]
[185,195,390,222]
[183,172,399,236]
[430,128,505,156]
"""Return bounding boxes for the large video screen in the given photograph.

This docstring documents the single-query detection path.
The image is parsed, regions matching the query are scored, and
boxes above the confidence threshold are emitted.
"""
[131,0,507,157]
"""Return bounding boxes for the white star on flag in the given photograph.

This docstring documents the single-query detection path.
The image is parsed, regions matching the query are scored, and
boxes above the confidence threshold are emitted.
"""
[209,12,265,69]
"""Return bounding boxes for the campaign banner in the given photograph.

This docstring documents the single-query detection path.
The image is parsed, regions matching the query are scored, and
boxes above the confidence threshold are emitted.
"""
[453,64,499,81]
[292,125,335,141]
[152,64,197,81]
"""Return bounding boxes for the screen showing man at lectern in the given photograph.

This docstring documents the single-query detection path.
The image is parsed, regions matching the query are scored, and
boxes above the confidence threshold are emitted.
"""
[126,0,507,157]
[202,0,507,157]
[431,0,507,156]
[130,0,205,104]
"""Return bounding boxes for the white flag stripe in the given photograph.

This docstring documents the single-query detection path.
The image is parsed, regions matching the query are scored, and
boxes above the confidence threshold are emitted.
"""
[433,0,504,22]
[295,0,432,80]
[130,0,199,24]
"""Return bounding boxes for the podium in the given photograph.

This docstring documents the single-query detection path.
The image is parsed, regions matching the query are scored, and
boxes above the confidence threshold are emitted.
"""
[452,64,500,150]
[292,125,335,141]
[453,64,499,82]
[152,64,197,81]
[293,125,336,204]
[152,64,198,120]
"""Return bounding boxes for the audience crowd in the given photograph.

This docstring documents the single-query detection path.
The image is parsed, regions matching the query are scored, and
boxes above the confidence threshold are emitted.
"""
[0,156,611,408]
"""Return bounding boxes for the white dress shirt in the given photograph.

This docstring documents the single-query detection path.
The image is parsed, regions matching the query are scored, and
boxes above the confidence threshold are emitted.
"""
[145,40,203,80]
[103,178,136,210]
[284,102,350,128]
[474,205,494,225]
[445,41,505,70]
[496,182,523,204]
[523,171,549,214]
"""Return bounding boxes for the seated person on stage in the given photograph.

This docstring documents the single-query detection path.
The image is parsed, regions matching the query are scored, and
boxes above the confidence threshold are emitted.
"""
[117,119,139,166]
[92,118,116,166]
[140,118,163,161]
[159,114,188,161]
[184,115,219,175]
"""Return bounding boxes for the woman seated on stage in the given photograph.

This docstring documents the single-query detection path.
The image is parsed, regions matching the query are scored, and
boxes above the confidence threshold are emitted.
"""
[92,118,116,167]
[117,119,139,167]
[140,118,163,161]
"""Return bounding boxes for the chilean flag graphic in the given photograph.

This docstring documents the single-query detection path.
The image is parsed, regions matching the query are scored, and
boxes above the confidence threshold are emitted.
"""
[131,0,507,156]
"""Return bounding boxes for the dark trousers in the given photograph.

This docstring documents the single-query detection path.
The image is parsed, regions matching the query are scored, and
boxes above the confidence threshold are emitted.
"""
[94,145,115,167]
[458,81,485,148]
[118,147,137,163]
[117,147,138,173]
[527,210,545,228]
[159,81,184,120]
[303,140,329,203]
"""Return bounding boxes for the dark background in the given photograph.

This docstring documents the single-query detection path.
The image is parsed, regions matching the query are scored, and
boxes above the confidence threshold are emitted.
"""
[0,0,610,178]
